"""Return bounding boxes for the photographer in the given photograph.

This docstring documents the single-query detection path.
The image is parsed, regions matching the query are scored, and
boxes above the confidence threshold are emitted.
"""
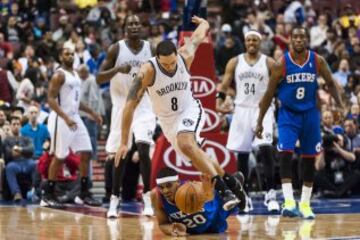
[315,112,358,197]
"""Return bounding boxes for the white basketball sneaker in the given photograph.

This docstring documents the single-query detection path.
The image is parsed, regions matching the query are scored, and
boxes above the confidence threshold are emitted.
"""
[107,195,120,218]
[264,189,280,213]
[142,191,154,216]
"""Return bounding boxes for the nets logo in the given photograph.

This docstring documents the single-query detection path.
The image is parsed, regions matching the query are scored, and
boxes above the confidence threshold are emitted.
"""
[191,76,216,98]
[163,140,230,175]
[202,108,220,132]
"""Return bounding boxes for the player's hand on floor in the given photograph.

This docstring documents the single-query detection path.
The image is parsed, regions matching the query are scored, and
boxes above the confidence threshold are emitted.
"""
[171,223,187,237]
[115,145,128,167]
[255,123,263,139]
[65,117,77,131]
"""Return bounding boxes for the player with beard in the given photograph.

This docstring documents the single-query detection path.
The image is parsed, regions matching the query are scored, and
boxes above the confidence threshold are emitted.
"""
[42,47,103,208]
[216,30,280,213]
[255,26,343,219]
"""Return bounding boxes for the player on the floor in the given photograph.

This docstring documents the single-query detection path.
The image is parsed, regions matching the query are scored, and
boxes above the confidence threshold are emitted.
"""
[115,16,246,211]
[41,47,102,208]
[216,30,280,213]
[96,15,156,218]
[151,167,242,236]
[255,26,343,219]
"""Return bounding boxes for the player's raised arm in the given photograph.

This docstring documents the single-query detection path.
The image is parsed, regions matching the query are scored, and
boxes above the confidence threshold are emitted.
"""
[216,57,237,114]
[255,57,283,138]
[316,54,344,109]
[178,16,210,68]
[114,63,154,166]
[96,43,131,84]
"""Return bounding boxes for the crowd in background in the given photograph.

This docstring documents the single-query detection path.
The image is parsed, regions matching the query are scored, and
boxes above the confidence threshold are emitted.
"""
[0,0,360,203]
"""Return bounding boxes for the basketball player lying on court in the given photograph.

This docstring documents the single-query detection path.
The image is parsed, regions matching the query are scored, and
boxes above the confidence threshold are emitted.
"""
[151,167,243,236]
[115,15,246,213]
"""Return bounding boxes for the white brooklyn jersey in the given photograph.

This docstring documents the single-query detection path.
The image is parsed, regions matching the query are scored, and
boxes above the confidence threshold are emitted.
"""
[234,54,269,107]
[110,39,152,106]
[56,68,81,115]
[147,55,196,118]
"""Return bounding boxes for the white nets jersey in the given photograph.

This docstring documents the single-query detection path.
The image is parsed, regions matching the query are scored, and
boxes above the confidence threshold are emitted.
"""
[147,55,196,118]
[234,53,269,107]
[110,39,152,107]
[57,68,81,115]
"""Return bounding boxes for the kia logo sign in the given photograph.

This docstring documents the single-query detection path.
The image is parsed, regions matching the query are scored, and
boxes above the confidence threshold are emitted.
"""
[163,140,230,175]
[191,76,216,98]
[202,108,220,132]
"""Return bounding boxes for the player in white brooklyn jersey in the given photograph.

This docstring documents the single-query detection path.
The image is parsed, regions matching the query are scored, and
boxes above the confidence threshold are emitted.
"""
[216,30,280,213]
[115,16,247,212]
[42,47,103,208]
[96,15,156,217]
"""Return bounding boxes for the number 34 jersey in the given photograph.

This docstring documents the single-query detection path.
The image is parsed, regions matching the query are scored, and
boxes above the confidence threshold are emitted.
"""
[147,55,196,118]
[234,53,269,108]
[277,50,318,112]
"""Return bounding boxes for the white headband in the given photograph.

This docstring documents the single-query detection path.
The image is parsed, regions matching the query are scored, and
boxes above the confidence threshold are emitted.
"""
[156,175,179,185]
[245,30,262,40]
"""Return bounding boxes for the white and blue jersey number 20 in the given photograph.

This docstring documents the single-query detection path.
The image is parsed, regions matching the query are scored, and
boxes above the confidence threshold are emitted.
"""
[182,214,207,228]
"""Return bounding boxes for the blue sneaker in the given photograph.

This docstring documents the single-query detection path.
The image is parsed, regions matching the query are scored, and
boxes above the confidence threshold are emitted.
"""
[281,199,299,217]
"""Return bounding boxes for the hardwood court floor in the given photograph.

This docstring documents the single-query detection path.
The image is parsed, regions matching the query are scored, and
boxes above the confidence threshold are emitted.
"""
[1,206,360,240]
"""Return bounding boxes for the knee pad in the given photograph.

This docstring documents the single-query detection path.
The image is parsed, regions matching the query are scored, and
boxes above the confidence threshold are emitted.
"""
[302,157,315,183]
[279,152,293,179]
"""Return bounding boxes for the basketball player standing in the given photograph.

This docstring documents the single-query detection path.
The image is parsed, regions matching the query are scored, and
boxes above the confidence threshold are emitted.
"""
[115,16,246,211]
[42,47,102,208]
[96,15,156,217]
[216,30,280,213]
[256,26,343,219]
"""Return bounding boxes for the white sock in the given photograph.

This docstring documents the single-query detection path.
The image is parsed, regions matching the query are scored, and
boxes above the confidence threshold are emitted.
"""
[300,185,313,203]
[282,183,294,201]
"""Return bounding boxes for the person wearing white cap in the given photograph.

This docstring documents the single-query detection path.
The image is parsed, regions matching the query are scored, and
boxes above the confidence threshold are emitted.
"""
[216,30,280,213]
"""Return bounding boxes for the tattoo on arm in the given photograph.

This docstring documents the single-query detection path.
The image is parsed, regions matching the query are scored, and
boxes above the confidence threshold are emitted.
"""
[127,73,145,103]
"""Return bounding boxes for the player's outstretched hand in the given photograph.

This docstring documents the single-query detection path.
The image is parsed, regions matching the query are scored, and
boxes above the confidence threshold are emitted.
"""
[255,123,263,139]
[117,64,131,74]
[191,15,206,25]
[171,223,187,237]
[115,145,128,167]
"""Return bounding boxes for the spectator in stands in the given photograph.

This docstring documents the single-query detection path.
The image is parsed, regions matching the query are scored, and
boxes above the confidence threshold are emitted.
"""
[315,124,357,197]
[15,78,34,114]
[215,33,242,76]
[344,118,360,158]
[20,105,50,159]
[2,116,36,202]
[79,64,104,180]
[283,0,305,25]
[0,67,14,104]
[273,23,289,51]
[86,43,106,75]
[333,58,351,87]
[37,149,81,203]
[310,14,328,49]
[0,32,13,60]
[74,40,91,70]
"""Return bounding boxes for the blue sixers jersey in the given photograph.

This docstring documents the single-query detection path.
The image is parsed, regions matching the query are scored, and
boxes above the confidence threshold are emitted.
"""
[160,191,234,234]
[277,51,318,111]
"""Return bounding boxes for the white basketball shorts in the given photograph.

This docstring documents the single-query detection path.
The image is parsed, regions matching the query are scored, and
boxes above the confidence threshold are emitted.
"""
[159,99,205,155]
[227,105,274,152]
[48,111,92,159]
[105,102,156,153]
